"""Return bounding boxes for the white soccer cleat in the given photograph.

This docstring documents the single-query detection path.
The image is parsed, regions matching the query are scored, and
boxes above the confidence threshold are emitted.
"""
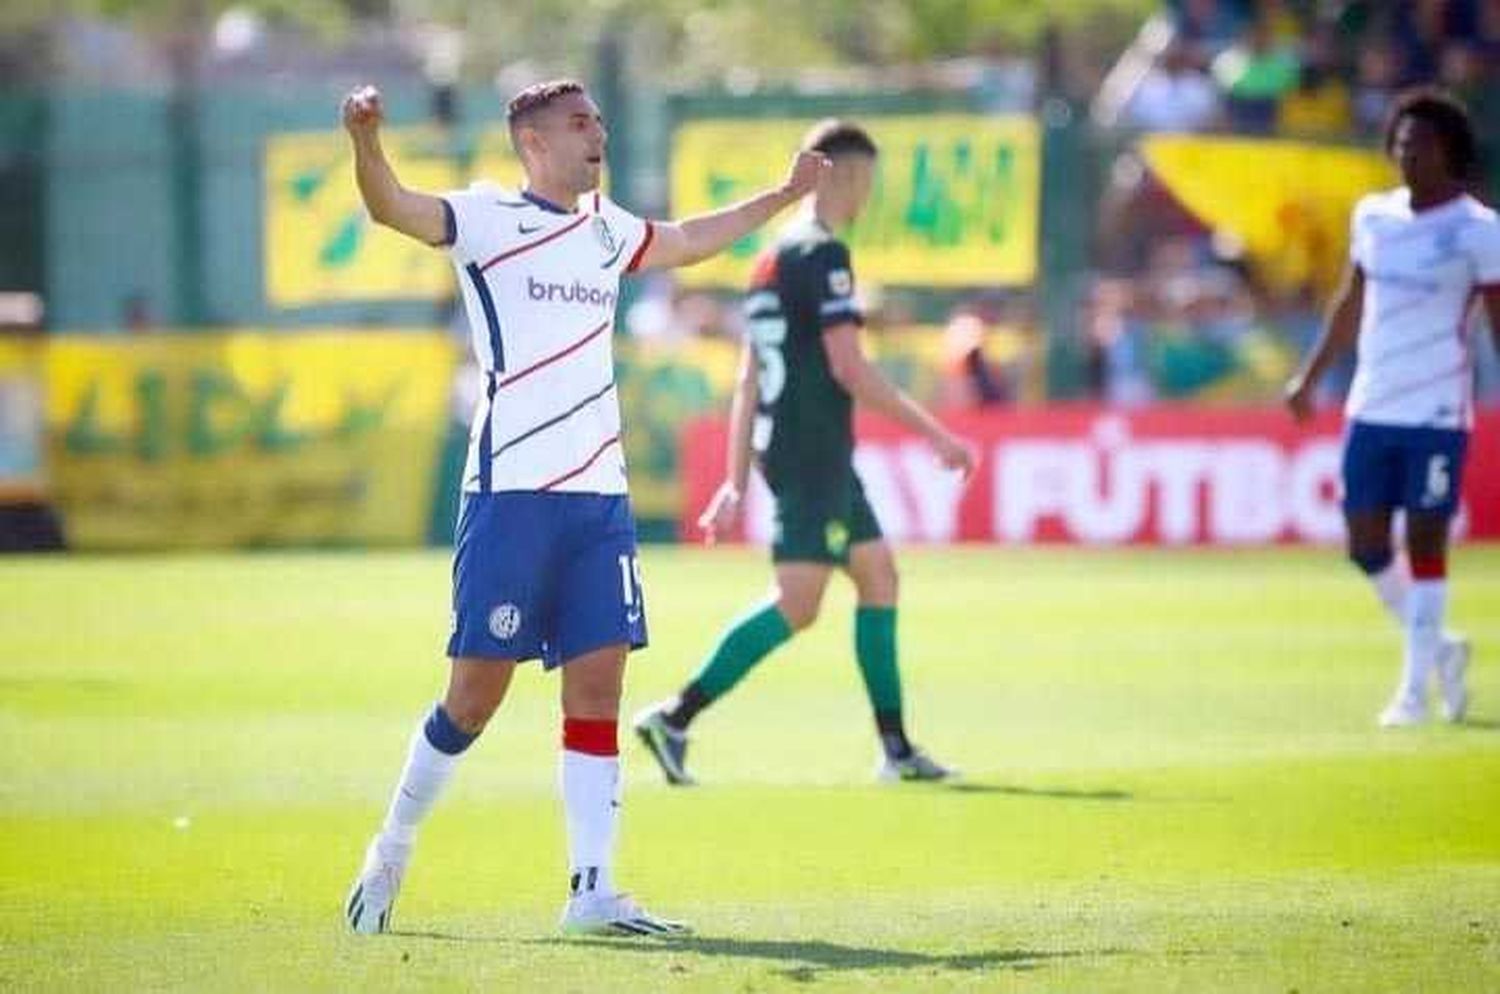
[876,747,957,783]
[1377,694,1427,728]
[559,891,691,937]
[1436,636,1471,723]
[345,837,408,935]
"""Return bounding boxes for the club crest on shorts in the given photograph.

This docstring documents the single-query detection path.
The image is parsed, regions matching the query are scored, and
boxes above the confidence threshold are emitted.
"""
[488,603,522,640]
[825,520,849,557]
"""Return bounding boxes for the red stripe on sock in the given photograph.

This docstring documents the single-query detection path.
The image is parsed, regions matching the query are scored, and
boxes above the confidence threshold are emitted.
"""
[1409,555,1447,580]
[563,718,618,756]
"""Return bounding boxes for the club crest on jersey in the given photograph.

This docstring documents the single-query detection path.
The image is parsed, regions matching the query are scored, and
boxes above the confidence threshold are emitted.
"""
[828,268,853,297]
[593,215,625,267]
[488,603,522,640]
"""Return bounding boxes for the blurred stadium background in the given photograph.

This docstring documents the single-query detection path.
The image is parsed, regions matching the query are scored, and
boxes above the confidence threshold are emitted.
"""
[5,4,1500,991]
[1,0,1497,552]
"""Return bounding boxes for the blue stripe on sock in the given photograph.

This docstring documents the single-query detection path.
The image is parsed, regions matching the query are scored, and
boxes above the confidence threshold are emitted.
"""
[424,704,477,755]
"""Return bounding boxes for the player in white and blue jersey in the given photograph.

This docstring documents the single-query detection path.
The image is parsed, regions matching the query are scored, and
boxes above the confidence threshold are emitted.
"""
[339,79,828,937]
[1287,88,1500,727]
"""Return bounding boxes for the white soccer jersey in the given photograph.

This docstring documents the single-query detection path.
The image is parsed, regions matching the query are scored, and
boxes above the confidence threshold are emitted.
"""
[1346,188,1500,429]
[444,185,653,495]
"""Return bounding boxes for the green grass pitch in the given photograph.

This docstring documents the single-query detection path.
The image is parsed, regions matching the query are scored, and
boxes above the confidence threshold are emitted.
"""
[2,545,1498,992]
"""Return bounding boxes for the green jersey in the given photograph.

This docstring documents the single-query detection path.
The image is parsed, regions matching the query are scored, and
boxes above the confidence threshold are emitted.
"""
[744,215,864,488]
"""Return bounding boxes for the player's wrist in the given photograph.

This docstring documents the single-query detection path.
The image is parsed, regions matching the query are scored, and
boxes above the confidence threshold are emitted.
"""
[771,183,801,209]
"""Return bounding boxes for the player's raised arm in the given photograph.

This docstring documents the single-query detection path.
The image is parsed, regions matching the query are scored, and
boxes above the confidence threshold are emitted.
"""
[1284,263,1365,423]
[636,152,830,271]
[341,85,450,247]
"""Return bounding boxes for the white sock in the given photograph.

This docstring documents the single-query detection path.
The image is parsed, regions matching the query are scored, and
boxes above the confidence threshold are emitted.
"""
[1368,559,1409,626]
[561,749,620,898]
[377,721,463,852]
[1400,580,1447,702]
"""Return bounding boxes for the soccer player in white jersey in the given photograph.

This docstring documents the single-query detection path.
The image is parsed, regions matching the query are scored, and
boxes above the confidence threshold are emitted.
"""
[1286,88,1500,727]
[339,79,827,937]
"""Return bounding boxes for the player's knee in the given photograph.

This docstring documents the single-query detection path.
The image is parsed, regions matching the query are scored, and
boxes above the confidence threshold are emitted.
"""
[861,564,898,604]
[442,691,501,734]
[1347,545,1394,576]
[563,686,622,720]
[778,598,820,632]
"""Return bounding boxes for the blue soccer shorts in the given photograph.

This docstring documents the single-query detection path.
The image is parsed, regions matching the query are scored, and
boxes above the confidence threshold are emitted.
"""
[1341,420,1469,518]
[447,491,648,668]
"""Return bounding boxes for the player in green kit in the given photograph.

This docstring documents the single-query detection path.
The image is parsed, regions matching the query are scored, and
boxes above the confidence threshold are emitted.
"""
[635,120,974,784]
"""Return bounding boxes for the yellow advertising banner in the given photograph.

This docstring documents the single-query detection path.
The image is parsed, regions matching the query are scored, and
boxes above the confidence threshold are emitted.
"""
[264,127,521,307]
[670,115,1041,288]
[1140,135,1396,295]
[45,331,456,548]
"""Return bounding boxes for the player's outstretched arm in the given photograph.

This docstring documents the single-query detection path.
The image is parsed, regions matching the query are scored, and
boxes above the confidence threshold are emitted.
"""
[341,85,450,247]
[636,152,830,271]
[823,323,975,478]
[1284,263,1364,423]
[698,341,760,544]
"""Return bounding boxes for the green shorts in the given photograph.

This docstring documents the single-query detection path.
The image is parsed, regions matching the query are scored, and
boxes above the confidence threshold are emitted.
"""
[767,470,883,564]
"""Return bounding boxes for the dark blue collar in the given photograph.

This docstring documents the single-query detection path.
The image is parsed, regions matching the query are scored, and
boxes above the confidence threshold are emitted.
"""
[522,189,575,215]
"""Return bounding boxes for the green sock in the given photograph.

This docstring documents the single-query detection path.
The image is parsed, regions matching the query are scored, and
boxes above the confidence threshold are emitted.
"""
[855,604,904,718]
[691,602,793,700]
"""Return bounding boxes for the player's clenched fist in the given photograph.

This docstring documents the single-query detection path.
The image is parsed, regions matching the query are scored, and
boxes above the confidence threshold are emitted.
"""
[341,85,384,135]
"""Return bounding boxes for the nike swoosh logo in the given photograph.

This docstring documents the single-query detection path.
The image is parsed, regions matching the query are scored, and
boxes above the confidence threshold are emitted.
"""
[626,609,641,624]
[518,223,544,234]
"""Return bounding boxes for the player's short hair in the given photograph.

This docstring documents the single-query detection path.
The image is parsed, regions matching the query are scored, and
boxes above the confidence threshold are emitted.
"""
[507,79,587,134]
[1383,87,1479,180]
[801,119,878,160]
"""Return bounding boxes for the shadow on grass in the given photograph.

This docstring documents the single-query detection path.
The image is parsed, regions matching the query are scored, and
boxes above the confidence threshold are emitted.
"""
[943,782,1132,802]
[533,935,1115,978]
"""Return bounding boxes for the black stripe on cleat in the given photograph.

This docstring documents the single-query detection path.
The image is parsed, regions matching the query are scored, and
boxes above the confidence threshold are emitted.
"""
[630,917,670,934]
[346,884,364,920]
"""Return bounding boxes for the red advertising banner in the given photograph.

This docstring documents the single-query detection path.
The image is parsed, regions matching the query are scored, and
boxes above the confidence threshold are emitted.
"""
[679,407,1500,546]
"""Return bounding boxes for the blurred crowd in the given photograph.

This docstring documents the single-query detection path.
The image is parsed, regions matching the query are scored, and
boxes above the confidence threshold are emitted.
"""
[616,2,1500,414]
[1082,0,1500,407]
[1118,0,1500,142]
